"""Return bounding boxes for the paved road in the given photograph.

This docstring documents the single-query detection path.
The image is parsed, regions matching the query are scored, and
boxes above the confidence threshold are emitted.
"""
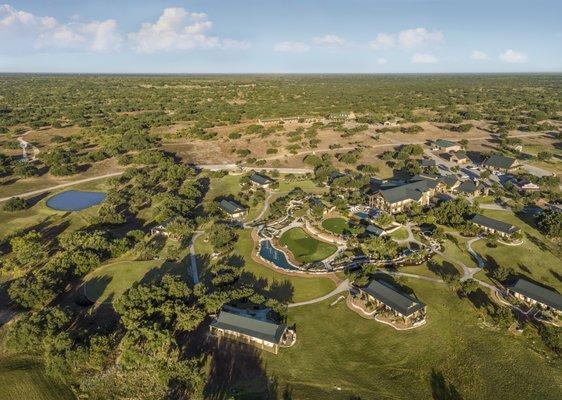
[288,279,350,308]
[0,165,312,203]
[189,231,204,285]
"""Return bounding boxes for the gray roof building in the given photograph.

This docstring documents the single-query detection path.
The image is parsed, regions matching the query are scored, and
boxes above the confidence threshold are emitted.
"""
[420,159,436,167]
[249,173,273,186]
[365,224,385,236]
[483,154,516,170]
[470,214,519,235]
[210,311,287,344]
[218,199,246,215]
[440,174,459,188]
[507,278,562,311]
[377,177,439,204]
[361,279,426,317]
[435,139,458,148]
[457,180,479,194]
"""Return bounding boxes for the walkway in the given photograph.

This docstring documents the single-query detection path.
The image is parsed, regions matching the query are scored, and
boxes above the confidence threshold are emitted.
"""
[288,279,350,308]
[189,231,204,284]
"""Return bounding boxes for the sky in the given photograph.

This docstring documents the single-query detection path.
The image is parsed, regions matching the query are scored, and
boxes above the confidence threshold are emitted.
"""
[0,0,561,73]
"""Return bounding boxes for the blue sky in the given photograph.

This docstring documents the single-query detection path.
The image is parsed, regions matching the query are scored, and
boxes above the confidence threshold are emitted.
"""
[0,0,561,73]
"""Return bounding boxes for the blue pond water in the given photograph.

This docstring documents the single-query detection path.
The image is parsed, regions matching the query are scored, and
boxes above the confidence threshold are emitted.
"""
[258,240,297,270]
[46,190,106,211]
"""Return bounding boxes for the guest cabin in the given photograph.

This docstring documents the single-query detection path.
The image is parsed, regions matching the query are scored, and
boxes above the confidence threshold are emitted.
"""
[218,199,247,219]
[470,214,520,238]
[359,279,426,324]
[249,173,274,188]
[210,310,295,354]
[507,278,562,315]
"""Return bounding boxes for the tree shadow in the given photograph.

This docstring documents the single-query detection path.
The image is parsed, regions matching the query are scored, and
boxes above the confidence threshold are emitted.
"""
[79,274,113,304]
[428,260,460,282]
[524,232,551,253]
[237,272,295,304]
[203,339,279,400]
[429,369,463,400]
[465,287,492,309]
[549,269,562,283]
[26,191,51,207]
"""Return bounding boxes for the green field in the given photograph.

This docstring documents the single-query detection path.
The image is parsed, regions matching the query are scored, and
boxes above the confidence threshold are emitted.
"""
[471,209,562,291]
[83,255,191,304]
[280,227,338,264]
[321,217,349,235]
[0,354,75,400]
[259,279,562,400]
[388,226,409,241]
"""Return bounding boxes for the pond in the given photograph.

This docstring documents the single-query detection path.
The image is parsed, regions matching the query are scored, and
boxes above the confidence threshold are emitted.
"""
[46,190,107,211]
[258,240,298,270]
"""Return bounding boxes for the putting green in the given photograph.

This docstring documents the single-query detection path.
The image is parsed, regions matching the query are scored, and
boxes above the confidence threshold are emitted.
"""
[279,227,337,264]
[322,217,349,235]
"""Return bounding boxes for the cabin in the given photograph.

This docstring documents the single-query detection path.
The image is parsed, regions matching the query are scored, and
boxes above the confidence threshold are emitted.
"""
[249,172,274,188]
[455,180,487,197]
[448,151,468,164]
[420,158,436,168]
[470,214,520,238]
[434,139,461,153]
[515,180,540,192]
[210,310,295,354]
[218,199,247,219]
[482,154,518,173]
[507,278,562,315]
[365,224,386,237]
[440,174,460,191]
[367,176,444,214]
[359,279,426,324]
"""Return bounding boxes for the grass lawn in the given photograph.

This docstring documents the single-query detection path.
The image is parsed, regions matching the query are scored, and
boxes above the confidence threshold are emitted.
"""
[0,354,75,400]
[257,279,562,400]
[321,217,348,235]
[83,255,191,304]
[471,209,562,291]
[279,227,337,264]
[388,226,409,241]
[203,174,243,204]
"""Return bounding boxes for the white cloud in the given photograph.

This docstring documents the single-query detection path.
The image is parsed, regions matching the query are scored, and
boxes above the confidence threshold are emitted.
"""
[370,28,443,50]
[274,41,310,53]
[411,53,438,64]
[369,33,395,49]
[499,49,529,63]
[470,50,489,60]
[376,57,388,65]
[0,4,122,52]
[313,34,347,46]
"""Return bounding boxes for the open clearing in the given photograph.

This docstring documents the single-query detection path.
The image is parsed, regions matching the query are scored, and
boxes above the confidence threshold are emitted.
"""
[280,227,338,264]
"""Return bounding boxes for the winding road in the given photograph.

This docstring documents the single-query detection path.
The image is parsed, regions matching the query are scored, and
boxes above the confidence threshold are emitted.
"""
[288,279,351,308]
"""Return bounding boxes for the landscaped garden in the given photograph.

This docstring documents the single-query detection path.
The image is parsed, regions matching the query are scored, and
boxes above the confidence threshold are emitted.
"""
[279,227,338,264]
[321,217,349,235]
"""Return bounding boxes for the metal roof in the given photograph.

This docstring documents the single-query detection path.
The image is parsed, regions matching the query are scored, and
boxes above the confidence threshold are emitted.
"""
[507,278,562,311]
[361,279,425,317]
[250,173,273,185]
[470,214,519,235]
[435,139,457,148]
[210,311,287,344]
[457,180,478,194]
[483,154,516,170]
[218,199,246,214]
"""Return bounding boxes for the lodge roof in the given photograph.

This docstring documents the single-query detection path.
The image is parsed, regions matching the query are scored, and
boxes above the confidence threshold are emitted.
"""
[457,180,479,194]
[470,214,519,235]
[376,177,438,204]
[210,311,287,344]
[361,279,425,317]
[507,278,562,311]
[483,154,516,170]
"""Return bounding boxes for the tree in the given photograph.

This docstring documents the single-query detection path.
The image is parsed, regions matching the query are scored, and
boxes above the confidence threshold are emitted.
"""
[536,209,562,238]
[10,231,47,266]
[208,222,238,254]
[459,279,479,296]
[536,151,553,162]
[3,196,28,211]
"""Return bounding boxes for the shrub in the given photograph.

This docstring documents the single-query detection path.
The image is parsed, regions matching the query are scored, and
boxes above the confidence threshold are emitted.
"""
[3,197,28,211]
